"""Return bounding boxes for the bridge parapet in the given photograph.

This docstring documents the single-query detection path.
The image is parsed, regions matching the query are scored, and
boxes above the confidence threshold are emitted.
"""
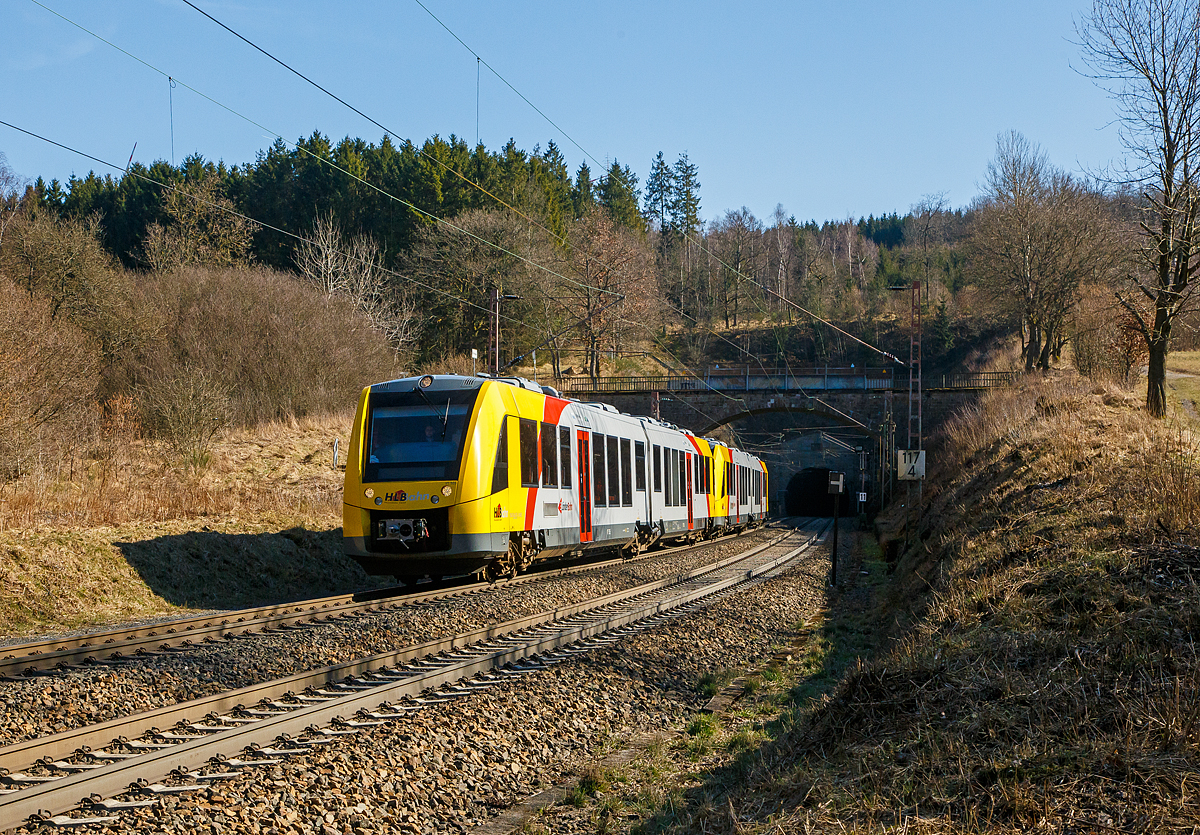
[557,369,1016,396]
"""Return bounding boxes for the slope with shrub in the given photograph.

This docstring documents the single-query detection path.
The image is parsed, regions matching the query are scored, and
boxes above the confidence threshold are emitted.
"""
[0,211,400,637]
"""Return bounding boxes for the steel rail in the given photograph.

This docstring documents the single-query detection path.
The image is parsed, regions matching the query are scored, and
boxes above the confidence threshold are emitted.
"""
[0,522,793,678]
[0,524,811,774]
[0,522,824,830]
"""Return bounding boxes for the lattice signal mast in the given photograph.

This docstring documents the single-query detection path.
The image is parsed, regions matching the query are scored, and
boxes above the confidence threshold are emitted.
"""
[908,280,922,451]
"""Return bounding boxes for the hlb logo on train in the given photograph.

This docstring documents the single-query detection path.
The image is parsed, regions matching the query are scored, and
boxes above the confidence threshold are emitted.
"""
[386,490,431,503]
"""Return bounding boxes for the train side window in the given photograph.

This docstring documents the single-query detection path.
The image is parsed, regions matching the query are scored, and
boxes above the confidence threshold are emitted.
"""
[634,441,646,491]
[678,450,687,501]
[519,418,539,488]
[652,445,662,492]
[693,453,700,494]
[672,449,680,506]
[620,438,632,506]
[559,427,571,487]
[541,422,558,487]
[592,433,607,507]
[491,419,509,494]
[606,436,620,506]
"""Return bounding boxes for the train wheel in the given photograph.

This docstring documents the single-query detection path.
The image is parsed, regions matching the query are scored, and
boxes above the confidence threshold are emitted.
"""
[515,532,535,572]
[622,538,641,560]
[485,545,517,583]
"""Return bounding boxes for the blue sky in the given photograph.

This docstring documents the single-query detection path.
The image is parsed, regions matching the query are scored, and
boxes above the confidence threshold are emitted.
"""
[2,0,1123,225]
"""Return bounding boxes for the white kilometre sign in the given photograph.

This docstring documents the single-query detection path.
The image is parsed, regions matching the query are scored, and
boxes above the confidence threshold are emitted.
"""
[898,450,926,480]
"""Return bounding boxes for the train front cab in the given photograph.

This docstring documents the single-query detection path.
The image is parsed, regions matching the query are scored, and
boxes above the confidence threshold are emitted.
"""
[343,376,511,579]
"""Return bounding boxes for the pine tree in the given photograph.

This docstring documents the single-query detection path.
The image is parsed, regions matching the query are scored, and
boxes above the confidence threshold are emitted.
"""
[669,152,701,235]
[598,160,643,232]
[931,298,954,357]
[642,152,673,232]
[572,162,594,218]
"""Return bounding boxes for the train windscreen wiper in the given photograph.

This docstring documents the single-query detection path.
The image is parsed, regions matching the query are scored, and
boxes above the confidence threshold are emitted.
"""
[412,383,450,439]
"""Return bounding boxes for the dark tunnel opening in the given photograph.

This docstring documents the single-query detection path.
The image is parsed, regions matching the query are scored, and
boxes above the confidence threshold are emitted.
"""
[784,467,852,516]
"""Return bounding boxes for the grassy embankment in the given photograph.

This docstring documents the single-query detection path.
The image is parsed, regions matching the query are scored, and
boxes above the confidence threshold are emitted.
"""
[547,366,1200,834]
[0,412,375,640]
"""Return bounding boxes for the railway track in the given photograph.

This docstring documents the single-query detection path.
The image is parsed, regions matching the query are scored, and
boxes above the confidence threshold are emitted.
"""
[0,520,826,831]
[0,524,793,680]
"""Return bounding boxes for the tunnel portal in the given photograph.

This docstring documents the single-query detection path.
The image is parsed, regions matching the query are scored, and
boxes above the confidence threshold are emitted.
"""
[784,467,852,517]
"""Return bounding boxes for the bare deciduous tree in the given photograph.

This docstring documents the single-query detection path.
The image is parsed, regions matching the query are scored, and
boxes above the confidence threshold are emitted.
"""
[402,209,553,366]
[295,214,417,352]
[0,153,23,251]
[1079,0,1200,416]
[6,211,114,323]
[910,192,948,291]
[709,208,765,329]
[552,208,657,380]
[143,174,257,272]
[972,131,1117,371]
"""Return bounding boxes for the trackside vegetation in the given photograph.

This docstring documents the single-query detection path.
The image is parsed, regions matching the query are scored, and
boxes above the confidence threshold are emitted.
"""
[538,376,1199,833]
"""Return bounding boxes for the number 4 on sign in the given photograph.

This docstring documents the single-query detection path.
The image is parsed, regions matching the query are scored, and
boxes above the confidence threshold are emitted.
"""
[897,450,926,481]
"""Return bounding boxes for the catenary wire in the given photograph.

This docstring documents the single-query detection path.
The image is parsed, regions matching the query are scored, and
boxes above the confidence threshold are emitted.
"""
[27,0,622,303]
[37,0,896,393]
[178,0,636,296]
[0,117,534,335]
[410,0,615,187]
[401,0,907,368]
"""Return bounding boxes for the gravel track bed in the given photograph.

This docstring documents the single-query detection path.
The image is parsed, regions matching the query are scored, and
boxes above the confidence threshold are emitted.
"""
[0,529,783,748]
[14,534,828,835]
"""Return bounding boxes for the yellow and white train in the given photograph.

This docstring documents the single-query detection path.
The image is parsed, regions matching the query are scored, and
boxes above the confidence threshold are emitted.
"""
[343,374,768,581]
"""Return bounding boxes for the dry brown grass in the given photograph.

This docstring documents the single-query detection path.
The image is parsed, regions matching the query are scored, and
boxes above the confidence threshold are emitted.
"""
[0,410,351,532]
[0,409,371,638]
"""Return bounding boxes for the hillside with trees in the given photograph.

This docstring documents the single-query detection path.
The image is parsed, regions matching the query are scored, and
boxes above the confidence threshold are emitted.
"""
[12,130,1173,387]
[4,0,1200,479]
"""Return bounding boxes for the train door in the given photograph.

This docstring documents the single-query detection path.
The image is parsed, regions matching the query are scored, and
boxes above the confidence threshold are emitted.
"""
[576,430,593,543]
[685,452,694,530]
[733,463,740,524]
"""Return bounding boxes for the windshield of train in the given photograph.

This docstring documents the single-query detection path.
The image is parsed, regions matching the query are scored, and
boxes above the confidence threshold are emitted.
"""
[363,389,479,482]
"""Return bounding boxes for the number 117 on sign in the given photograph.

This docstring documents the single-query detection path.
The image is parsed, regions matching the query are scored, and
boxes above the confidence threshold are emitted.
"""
[898,450,926,480]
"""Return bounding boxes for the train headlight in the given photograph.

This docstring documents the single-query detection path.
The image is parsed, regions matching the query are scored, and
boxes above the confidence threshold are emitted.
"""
[374,497,383,506]
[441,485,453,497]
[418,374,434,388]
[364,488,374,499]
